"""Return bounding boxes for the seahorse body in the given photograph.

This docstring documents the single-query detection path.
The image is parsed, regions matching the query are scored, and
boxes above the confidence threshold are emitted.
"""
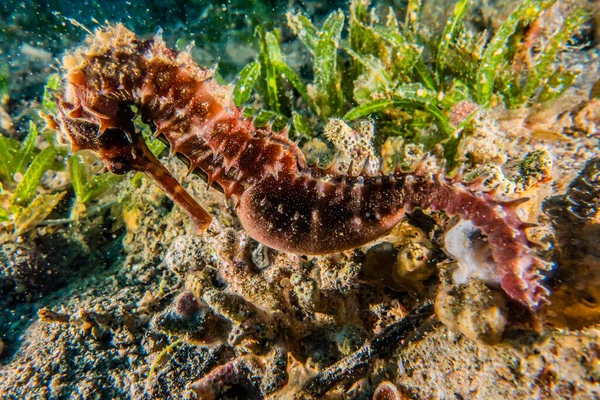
[50,25,546,309]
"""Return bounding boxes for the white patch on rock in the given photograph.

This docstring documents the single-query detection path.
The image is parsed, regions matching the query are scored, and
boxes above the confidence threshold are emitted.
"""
[444,220,502,285]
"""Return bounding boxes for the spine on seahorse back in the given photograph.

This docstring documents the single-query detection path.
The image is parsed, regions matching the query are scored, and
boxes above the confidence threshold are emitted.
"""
[52,24,546,309]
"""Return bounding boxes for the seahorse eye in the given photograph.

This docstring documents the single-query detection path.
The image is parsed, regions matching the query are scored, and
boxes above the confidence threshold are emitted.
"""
[108,157,132,174]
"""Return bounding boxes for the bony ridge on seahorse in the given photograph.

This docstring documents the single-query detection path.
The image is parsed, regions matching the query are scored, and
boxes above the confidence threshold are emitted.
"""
[46,24,548,311]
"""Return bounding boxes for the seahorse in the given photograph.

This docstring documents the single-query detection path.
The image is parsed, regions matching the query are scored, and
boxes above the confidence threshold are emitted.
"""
[47,24,546,309]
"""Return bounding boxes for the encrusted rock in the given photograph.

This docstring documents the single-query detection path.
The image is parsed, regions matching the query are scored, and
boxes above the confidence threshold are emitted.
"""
[0,243,55,300]
[508,148,553,192]
[151,292,230,343]
[445,220,501,286]
[543,158,600,328]
[435,266,507,344]
[251,243,271,270]
[362,224,434,292]
[291,272,321,311]
[164,235,210,275]
[381,137,425,173]
[323,118,380,175]
[573,98,600,136]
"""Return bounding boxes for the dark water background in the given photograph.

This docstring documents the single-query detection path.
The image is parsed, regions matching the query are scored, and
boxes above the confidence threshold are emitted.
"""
[0,0,350,126]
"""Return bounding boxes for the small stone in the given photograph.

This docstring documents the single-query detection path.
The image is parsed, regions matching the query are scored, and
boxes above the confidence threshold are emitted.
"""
[164,235,207,275]
[174,292,201,318]
[435,269,507,344]
[252,244,271,270]
[373,381,404,400]
[291,273,320,311]
[362,225,433,292]
[0,244,54,301]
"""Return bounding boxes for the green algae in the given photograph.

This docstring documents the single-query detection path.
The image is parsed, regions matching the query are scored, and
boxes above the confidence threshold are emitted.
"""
[0,120,65,235]
[230,0,588,165]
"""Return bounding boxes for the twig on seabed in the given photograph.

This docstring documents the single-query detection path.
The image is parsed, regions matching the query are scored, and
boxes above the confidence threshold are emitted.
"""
[295,302,435,399]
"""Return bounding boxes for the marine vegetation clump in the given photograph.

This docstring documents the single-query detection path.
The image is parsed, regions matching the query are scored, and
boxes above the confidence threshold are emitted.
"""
[232,0,589,165]
[0,120,64,235]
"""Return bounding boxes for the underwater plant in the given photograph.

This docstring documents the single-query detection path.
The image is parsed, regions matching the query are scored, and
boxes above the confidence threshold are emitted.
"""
[67,153,123,208]
[239,0,589,166]
[0,121,64,235]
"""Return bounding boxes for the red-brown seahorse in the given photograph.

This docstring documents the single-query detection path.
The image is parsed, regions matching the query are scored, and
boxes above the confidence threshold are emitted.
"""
[47,25,546,309]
